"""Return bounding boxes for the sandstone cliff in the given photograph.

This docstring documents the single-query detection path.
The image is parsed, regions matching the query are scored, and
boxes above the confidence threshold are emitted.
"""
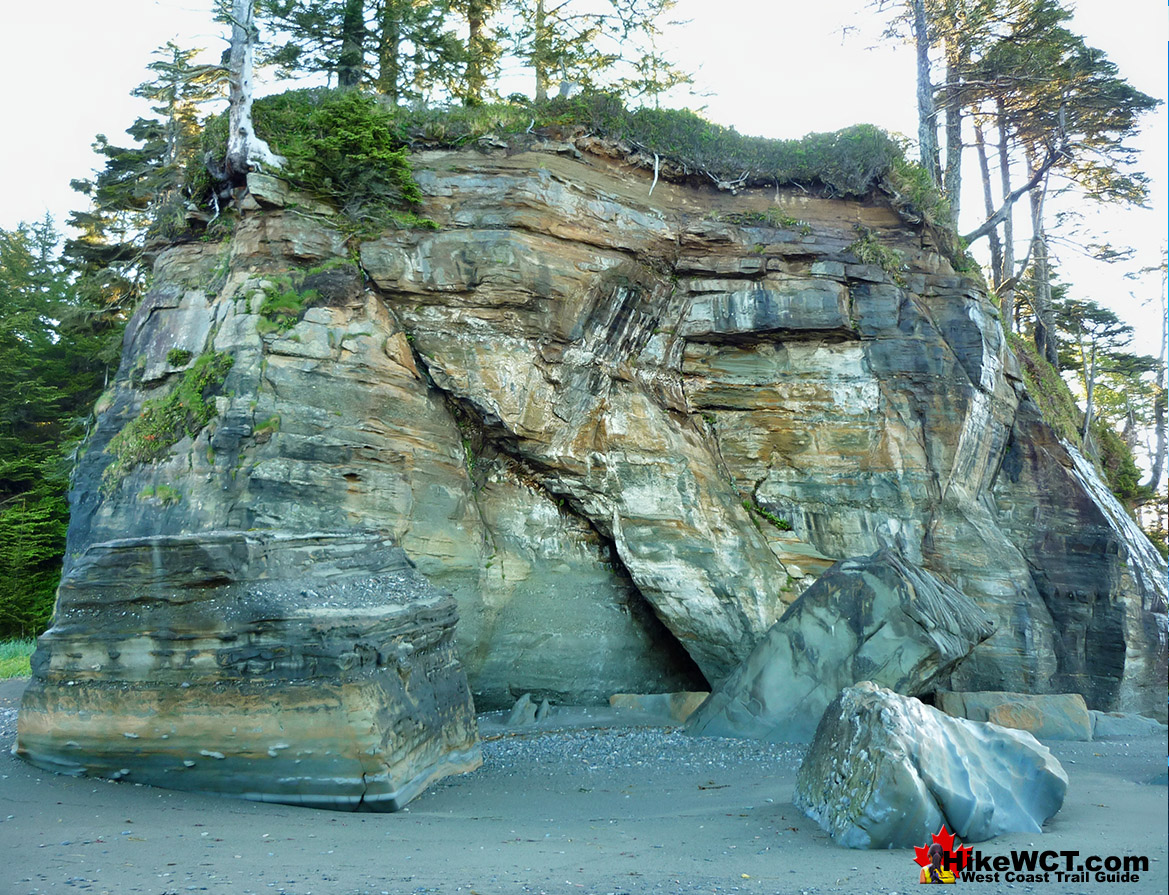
[27,136,1168,724]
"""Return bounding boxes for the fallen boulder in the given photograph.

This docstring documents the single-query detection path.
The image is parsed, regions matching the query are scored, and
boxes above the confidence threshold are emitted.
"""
[17,531,482,811]
[1090,710,1168,740]
[686,549,995,742]
[938,691,1093,740]
[795,682,1067,848]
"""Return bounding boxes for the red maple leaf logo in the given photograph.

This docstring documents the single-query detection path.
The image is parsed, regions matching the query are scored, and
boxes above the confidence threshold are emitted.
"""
[914,824,972,877]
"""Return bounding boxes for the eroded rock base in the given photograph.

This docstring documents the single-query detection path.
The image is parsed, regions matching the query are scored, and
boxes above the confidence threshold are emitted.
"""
[16,532,482,811]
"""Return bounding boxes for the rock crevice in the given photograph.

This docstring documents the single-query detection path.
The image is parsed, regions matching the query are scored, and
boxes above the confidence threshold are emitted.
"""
[20,142,1168,737]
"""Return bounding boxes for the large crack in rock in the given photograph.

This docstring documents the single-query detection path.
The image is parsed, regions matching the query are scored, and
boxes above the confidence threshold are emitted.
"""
[19,134,1168,809]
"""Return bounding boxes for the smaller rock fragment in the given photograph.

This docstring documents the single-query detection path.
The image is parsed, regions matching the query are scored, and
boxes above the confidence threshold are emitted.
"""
[506,693,538,726]
[1090,710,1168,740]
[938,691,1093,740]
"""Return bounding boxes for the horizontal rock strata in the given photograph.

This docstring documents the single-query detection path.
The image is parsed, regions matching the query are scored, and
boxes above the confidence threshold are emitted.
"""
[17,532,481,810]
[24,136,1168,720]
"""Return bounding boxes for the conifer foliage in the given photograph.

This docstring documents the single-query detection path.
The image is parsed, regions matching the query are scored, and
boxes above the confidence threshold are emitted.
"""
[0,220,112,637]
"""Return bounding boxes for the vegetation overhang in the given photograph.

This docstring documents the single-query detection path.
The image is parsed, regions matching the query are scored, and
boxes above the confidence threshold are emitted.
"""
[189,89,963,262]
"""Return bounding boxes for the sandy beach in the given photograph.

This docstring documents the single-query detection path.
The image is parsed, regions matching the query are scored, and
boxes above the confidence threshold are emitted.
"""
[1,679,1165,895]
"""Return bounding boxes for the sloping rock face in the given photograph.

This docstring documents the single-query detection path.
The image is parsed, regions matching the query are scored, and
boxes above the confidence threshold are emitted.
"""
[795,682,1067,848]
[685,549,995,742]
[17,532,481,809]
[27,138,1167,719]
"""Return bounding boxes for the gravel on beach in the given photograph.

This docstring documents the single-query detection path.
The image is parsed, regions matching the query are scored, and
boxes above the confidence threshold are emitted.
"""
[2,686,1166,895]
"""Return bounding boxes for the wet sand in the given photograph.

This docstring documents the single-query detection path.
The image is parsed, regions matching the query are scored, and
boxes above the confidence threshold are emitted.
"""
[1,679,1165,895]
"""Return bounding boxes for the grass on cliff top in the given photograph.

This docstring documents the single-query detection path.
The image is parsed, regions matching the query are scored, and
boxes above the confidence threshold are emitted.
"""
[398,92,955,239]
[404,93,903,195]
[0,638,34,679]
[190,89,953,240]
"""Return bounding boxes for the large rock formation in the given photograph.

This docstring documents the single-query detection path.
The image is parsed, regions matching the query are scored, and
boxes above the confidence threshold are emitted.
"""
[685,549,996,742]
[22,135,1167,728]
[795,682,1068,848]
[16,532,481,809]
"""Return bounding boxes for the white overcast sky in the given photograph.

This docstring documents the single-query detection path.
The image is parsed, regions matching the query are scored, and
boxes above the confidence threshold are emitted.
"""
[1,0,1164,350]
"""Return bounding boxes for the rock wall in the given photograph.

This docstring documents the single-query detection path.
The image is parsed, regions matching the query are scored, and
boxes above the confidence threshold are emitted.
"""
[26,136,1168,719]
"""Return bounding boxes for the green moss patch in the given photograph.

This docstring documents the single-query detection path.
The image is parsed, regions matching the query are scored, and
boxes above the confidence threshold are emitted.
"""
[138,484,183,505]
[846,227,907,286]
[743,497,793,532]
[1008,333,1147,504]
[103,351,234,489]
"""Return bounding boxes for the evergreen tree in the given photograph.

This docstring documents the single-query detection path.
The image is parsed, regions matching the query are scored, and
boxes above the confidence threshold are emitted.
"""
[450,0,504,105]
[0,220,111,637]
[504,1,686,103]
[65,41,225,313]
[261,1,462,103]
[1052,296,1139,455]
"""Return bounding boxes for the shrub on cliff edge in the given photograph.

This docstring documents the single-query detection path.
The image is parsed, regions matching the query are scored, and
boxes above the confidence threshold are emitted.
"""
[196,90,432,233]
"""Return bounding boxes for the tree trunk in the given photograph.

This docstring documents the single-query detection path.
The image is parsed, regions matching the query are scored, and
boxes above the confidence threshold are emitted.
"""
[942,37,963,223]
[377,0,403,102]
[337,0,366,89]
[997,103,1015,333]
[1149,388,1167,494]
[974,120,1003,294]
[912,0,940,183]
[226,0,283,181]
[1144,263,1167,492]
[1081,341,1097,456]
[1027,172,1058,367]
[465,0,488,105]
[534,0,549,102]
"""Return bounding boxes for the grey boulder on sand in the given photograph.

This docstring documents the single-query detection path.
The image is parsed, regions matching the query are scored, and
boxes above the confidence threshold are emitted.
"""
[937,690,1094,740]
[795,682,1068,848]
[686,549,995,742]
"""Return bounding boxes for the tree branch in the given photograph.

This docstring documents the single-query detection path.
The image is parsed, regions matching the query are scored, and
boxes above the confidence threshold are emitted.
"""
[962,143,1065,245]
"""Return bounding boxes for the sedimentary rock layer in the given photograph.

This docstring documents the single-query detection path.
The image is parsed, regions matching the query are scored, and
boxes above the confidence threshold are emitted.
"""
[28,137,1168,717]
[17,532,481,809]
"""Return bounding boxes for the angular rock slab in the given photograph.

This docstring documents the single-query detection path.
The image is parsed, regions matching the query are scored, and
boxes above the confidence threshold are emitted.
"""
[16,531,482,811]
[685,549,995,742]
[1089,710,1168,740]
[938,691,1093,741]
[795,682,1067,848]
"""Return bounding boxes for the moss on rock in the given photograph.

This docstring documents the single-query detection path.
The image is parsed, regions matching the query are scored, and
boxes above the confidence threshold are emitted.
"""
[102,351,234,490]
